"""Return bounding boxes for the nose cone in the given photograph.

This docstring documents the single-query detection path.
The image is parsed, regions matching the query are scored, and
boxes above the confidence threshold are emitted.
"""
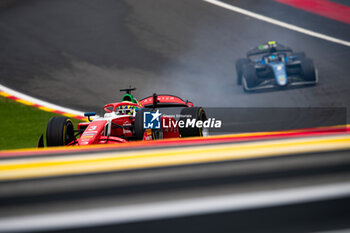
[270,63,288,86]
[78,120,107,145]
[277,75,287,86]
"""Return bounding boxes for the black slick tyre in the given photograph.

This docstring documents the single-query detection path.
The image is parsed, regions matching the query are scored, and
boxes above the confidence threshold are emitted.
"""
[292,52,306,59]
[46,116,75,146]
[236,58,250,85]
[242,63,258,90]
[134,109,146,140]
[179,107,207,137]
[300,58,316,81]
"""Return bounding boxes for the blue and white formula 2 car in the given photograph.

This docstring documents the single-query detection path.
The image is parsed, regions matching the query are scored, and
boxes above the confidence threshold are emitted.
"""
[236,41,318,92]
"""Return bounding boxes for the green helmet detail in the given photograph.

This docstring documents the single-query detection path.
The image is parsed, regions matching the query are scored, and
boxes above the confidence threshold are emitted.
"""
[122,94,137,103]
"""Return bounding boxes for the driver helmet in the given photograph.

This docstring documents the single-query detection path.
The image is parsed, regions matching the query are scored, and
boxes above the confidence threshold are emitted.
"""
[268,41,277,53]
[122,94,137,104]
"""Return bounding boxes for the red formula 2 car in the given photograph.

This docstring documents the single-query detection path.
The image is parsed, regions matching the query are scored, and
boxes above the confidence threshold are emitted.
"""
[38,88,207,147]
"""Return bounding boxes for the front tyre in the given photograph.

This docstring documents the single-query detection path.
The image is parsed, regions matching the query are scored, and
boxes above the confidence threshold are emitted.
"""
[242,63,258,91]
[179,107,207,137]
[236,58,250,85]
[46,116,75,146]
[300,58,316,81]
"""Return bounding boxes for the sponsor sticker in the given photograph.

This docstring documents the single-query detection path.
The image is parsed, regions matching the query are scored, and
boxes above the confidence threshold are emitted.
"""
[88,126,97,130]
[82,133,95,136]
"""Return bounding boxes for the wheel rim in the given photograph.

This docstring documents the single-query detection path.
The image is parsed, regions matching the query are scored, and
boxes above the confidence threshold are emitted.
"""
[63,120,74,145]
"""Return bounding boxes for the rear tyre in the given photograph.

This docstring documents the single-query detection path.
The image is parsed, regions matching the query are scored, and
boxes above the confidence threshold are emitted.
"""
[300,58,316,81]
[292,52,306,59]
[46,116,75,146]
[179,107,207,137]
[236,58,250,85]
[242,63,258,91]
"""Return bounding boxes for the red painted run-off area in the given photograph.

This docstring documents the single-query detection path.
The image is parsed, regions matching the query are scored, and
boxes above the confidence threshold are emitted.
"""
[0,125,348,157]
[275,0,350,24]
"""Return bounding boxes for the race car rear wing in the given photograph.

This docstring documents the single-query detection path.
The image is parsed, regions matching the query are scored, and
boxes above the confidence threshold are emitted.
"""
[140,94,193,108]
[247,44,293,57]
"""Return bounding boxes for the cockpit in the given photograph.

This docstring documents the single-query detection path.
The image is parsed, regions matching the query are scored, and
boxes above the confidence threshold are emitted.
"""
[268,55,280,62]
[116,104,136,115]
[263,53,285,64]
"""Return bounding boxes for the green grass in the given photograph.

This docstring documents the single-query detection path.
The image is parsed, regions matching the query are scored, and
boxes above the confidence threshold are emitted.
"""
[0,96,82,150]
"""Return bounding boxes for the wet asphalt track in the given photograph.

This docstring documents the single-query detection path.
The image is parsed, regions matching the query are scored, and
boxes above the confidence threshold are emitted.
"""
[1,1,350,232]
[0,0,349,117]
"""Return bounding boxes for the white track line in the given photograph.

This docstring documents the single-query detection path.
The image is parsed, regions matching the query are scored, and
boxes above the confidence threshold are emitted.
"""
[204,0,350,47]
[0,84,85,116]
[0,181,350,232]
